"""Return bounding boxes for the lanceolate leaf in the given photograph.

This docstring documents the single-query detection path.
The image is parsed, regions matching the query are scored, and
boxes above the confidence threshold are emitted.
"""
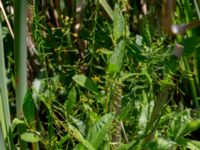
[23,90,35,124]
[113,4,125,41]
[0,19,11,135]
[65,86,77,115]
[107,40,126,74]
[87,113,115,149]
[72,75,98,93]
[67,122,95,150]
[99,0,114,20]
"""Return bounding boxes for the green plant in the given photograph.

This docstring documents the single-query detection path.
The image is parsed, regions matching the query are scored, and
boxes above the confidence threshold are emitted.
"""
[0,0,200,149]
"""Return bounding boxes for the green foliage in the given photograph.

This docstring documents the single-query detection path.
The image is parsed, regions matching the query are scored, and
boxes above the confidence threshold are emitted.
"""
[0,0,200,149]
[107,40,125,74]
[73,74,98,93]
[87,113,115,149]
[182,37,200,56]
[65,86,77,115]
[21,132,41,143]
[113,4,125,41]
[23,90,35,124]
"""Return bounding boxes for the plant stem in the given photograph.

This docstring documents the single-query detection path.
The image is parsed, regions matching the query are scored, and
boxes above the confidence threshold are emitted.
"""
[14,0,27,149]
[183,58,199,108]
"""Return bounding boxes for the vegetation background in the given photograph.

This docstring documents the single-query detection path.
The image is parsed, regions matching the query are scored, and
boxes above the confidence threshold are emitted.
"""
[0,0,200,149]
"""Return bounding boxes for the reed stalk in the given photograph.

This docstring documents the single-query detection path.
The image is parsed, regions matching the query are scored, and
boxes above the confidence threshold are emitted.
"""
[0,16,12,148]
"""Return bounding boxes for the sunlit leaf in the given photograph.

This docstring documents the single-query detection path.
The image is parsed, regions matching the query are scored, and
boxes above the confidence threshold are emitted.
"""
[135,35,143,46]
[11,118,25,132]
[69,116,86,136]
[72,75,98,93]
[157,138,176,150]
[107,40,125,74]
[113,4,125,41]
[177,138,200,149]
[21,132,41,143]
[176,119,200,139]
[186,139,200,149]
[87,113,115,149]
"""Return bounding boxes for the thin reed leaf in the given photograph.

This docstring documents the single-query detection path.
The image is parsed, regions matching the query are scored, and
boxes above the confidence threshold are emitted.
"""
[0,17,11,138]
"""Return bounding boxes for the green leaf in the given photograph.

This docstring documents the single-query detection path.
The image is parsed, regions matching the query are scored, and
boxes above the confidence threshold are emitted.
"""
[181,37,200,56]
[107,40,125,74]
[165,56,179,73]
[176,119,200,139]
[113,4,125,41]
[141,19,151,46]
[157,138,176,150]
[21,132,41,143]
[65,86,77,115]
[118,102,131,120]
[0,123,6,150]
[117,140,137,150]
[99,0,114,20]
[72,75,98,93]
[135,35,143,46]
[67,122,95,150]
[23,90,35,124]
[58,134,69,147]
[186,139,200,149]
[87,113,115,149]
[69,116,86,136]
[11,118,25,132]
[127,40,145,62]
[177,138,200,149]
[0,20,11,136]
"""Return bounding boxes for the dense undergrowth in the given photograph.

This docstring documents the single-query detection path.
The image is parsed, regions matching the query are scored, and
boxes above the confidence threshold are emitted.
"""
[0,0,200,149]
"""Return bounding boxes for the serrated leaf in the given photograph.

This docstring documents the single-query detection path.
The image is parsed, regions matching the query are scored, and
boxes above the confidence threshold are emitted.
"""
[23,90,35,123]
[72,75,98,93]
[21,132,41,143]
[65,86,77,115]
[87,113,115,149]
[113,4,125,41]
[107,40,125,74]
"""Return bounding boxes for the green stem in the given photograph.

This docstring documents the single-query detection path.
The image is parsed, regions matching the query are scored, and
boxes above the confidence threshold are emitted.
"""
[14,0,27,149]
[183,58,199,108]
